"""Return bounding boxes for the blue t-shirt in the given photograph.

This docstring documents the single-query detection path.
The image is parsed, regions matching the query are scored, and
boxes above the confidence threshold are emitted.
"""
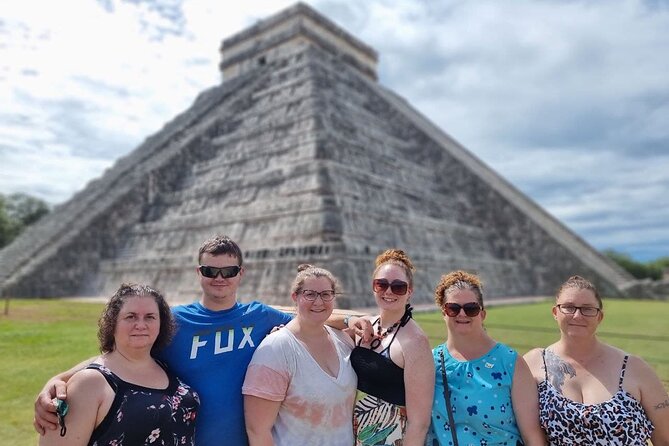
[428,342,521,446]
[157,301,292,446]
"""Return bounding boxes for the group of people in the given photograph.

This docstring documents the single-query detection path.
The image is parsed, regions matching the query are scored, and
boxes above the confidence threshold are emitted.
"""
[34,235,669,446]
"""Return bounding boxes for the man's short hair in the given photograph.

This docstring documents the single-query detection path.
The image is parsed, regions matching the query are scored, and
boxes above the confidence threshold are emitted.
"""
[198,235,243,265]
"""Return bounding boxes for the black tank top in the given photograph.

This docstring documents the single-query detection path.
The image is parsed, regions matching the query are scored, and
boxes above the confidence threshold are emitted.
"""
[350,319,406,405]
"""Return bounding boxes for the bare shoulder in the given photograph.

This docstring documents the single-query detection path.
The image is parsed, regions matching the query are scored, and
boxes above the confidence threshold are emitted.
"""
[522,347,547,378]
[68,368,108,394]
[402,320,430,343]
[625,354,663,386]
[523,347,543,364]
[397,321,431,357]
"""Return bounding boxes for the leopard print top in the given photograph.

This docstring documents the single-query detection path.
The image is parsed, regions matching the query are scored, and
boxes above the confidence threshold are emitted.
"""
[539,350,653,445]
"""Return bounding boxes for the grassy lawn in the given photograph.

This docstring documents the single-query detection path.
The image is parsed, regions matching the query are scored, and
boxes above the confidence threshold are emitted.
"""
[0,299,103,446]
[2,297,667,445]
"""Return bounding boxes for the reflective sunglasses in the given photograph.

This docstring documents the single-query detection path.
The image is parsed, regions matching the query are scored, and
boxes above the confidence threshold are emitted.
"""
[443,302,482,317]
[198,265,241,279]
[556,304,600,317]
[372,279,409,296]
[300,289,336,302]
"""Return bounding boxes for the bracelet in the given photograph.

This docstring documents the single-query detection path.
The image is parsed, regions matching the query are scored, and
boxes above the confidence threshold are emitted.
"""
[343,315,352,328]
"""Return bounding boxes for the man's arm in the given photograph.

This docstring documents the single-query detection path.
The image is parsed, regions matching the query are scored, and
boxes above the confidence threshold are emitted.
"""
[34,357,96,435]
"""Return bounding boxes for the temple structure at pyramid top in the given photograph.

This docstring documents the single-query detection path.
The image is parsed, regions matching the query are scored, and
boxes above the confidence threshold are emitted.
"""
[0,2,635,306]
[220,2,378,82]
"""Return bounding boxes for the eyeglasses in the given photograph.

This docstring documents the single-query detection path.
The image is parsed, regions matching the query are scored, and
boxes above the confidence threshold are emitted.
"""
[556,304,601,317]
[198,265,241,279]
[372,279,409,296]
[300,289,336,302]
[443,302,482,317]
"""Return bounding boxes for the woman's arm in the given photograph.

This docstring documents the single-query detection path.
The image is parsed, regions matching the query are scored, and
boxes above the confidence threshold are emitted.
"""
[38,369,109,446]
[34,357,98,434]
[631,356,669,446]
[244,395,281,446]
[511,356,546,446]
[402,330,435,446]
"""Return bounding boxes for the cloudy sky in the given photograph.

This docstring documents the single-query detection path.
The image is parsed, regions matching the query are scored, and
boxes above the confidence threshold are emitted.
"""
[1,0,668,261]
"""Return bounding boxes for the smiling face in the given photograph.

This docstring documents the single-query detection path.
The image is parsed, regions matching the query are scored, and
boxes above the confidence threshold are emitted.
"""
[553,287,603,338]
[198,252,243,310]
[442,288,486,335]
[292,276,335,325]
[373,263,412,313]
[114,295,160,351]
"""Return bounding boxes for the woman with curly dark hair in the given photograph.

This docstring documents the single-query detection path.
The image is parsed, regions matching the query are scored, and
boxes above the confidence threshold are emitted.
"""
[40,284,200,446]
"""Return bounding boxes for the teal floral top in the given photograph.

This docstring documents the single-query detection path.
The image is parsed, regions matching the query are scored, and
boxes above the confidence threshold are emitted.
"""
[427,343,522,446]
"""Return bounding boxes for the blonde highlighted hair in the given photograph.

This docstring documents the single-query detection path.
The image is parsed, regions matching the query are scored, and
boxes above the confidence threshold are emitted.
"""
[556,275,602,308]
[290,264,341,295]
[434,270,484,308]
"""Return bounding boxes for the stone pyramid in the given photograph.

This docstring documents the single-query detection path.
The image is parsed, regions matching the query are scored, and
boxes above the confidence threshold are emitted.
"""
[0,3,633,308]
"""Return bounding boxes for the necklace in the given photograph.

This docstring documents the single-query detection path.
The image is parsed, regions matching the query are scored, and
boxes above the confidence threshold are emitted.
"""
[370,317,401,350]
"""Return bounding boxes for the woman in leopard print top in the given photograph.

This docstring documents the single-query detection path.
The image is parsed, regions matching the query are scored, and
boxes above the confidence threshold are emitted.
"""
[524,275,669,445]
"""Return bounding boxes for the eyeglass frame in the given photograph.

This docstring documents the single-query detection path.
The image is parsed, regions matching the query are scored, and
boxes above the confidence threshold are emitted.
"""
[299,289,336,302]
[198,265,242,279]
[555,304,601,317]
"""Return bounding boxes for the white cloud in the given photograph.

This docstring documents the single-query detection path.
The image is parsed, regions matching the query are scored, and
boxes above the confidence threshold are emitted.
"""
[1,0,668,261]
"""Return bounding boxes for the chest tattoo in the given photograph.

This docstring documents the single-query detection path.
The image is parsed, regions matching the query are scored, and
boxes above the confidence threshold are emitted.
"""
[544,349,576,393]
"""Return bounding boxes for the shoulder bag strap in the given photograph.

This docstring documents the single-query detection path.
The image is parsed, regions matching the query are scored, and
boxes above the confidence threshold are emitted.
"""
[439,345,459,446]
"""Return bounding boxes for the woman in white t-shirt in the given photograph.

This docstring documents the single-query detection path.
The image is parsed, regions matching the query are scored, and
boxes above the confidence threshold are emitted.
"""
[242,264,357,446]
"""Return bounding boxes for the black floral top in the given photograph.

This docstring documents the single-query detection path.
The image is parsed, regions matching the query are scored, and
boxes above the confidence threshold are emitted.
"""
[86,362,199,446]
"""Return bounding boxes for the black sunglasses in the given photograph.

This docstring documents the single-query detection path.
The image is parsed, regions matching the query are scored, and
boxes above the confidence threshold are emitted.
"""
[443,302,482,317]
[198,265,241,279]
[372,279,409,296]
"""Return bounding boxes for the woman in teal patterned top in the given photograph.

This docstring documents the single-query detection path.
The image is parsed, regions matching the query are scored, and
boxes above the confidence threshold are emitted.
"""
[426,271,545,446]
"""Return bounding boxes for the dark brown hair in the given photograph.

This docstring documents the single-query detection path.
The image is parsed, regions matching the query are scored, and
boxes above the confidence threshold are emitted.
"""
[98,283,175,356]
[198,235,243,265]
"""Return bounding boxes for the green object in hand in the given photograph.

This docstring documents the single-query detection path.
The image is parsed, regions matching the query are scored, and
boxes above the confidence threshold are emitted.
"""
[54,398,68,437]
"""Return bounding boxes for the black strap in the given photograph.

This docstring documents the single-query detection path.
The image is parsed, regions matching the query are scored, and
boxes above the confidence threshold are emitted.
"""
[619,355,629,388]
[541,349,549,381]
[439,345,459,446]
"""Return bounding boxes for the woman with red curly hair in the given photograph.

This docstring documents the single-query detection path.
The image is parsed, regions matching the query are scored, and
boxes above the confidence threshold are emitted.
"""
[426,271,545,446]
[350,249,434,446]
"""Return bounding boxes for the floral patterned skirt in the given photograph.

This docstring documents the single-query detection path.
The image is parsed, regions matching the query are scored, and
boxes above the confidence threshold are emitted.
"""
[353,393,407,446]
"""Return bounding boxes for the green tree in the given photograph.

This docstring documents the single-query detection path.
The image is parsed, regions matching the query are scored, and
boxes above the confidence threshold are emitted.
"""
[0,195,19,247]
[5,192,50,226]
[0,193,50,249]
[604,249,662,280]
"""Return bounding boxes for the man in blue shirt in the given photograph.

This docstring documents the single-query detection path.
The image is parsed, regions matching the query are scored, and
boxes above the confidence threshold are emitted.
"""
[34,235,369,445]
